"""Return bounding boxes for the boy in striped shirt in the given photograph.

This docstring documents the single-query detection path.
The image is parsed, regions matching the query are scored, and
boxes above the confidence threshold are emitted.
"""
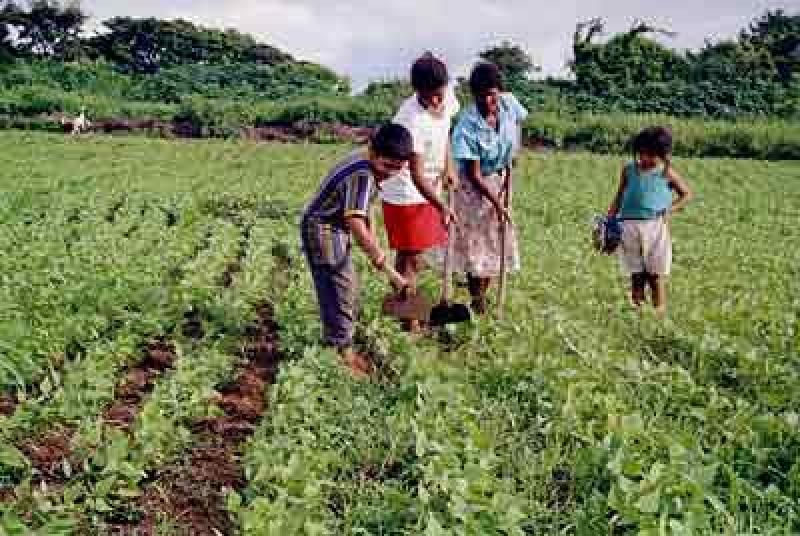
[301,124,411,375]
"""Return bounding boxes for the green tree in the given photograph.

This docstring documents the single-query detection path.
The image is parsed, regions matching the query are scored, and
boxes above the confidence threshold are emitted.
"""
[479,41,539,86]
[88,17,294,73]
[742,9,800,84]
[0,2,20,62]
[571,18,686,93]
[12,0,87,60]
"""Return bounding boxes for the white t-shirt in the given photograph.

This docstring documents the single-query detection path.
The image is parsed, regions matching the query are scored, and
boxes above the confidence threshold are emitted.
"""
[380,89,460,205]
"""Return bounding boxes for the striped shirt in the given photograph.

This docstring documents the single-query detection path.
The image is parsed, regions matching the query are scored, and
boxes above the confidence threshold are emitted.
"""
[301,150,375,266]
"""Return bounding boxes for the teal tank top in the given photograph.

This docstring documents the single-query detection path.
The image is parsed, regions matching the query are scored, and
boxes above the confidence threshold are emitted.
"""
[619,162,672,220]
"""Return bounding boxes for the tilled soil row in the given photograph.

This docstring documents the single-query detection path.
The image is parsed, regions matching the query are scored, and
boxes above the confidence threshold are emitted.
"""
[111,303,283,536]
[16,340,178,489]
[11,226,240,491]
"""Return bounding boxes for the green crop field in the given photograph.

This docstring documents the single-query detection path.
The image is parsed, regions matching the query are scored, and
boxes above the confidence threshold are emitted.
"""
[0,131,798,535]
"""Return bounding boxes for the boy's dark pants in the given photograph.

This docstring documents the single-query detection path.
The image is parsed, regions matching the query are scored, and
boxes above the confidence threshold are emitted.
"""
[302,233,358,349]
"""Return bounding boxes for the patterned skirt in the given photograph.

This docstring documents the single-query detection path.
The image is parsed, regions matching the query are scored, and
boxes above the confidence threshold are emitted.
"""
[451,171,520,278]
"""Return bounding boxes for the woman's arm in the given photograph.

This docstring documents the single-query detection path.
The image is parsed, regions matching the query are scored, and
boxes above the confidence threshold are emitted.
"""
[409,154,445,211]
[408,154,455,224]
[444,141,458,188]
[608,166,628,216]
[466,160,510,221]
[666,167,694,214]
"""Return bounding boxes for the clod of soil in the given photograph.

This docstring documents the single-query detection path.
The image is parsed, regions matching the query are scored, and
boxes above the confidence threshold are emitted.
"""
[142,341,177,370]
[20,427,77,484]
[0,393,17,417]
[220,261,242,288]
[182,310,205,339]
[104,403,140,428]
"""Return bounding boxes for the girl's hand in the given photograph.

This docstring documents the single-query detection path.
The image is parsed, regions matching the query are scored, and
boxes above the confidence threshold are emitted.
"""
[442,207,457,226]
[371,252,387,271]
[383,265,409,290]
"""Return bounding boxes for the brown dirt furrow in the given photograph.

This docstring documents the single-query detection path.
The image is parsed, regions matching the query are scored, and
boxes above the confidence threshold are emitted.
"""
[110,303,283,536]
[103,341,177,430]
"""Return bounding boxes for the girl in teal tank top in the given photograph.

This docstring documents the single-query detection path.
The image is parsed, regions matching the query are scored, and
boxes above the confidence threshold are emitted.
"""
[618,161,673,220]
[607,127,694,317]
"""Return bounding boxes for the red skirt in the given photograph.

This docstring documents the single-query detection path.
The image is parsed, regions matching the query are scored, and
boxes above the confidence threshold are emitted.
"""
[382,202,447,252]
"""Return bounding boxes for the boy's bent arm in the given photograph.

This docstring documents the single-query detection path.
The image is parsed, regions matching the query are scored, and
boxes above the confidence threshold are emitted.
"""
[666,167,693,213]
[346,216,408,289]
[345,215,385,269]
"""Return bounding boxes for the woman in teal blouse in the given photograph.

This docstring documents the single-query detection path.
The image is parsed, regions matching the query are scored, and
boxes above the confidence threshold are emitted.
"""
[450,62,526,313]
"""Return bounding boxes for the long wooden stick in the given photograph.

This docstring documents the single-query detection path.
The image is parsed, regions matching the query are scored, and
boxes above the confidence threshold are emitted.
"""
[441,181,454,304]
[497,165,512,319]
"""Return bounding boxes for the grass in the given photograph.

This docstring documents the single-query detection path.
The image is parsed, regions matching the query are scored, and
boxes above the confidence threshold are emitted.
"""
[0,131,798,534]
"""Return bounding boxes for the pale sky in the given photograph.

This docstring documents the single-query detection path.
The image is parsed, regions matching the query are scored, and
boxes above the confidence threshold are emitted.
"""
[82,0,795,89]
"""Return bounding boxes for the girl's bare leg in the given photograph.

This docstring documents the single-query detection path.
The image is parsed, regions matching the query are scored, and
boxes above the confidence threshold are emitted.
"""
[631,273,648,308]
[648,274,667,318]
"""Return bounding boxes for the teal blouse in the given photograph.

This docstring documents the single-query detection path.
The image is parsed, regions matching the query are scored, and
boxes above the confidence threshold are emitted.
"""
[619,161,673,220]
[451,94,525,176]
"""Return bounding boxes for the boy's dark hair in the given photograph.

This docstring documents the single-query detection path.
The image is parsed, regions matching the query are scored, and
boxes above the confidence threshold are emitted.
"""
[411,52,449,92]
[632,126,673,162]
[371,123,413,161]
[469,62,504,95]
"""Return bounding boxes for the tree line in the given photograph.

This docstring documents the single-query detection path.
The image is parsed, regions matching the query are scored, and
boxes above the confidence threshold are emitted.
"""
[0,0,293,71]
[0,1,798,118]
[475,11,799,118]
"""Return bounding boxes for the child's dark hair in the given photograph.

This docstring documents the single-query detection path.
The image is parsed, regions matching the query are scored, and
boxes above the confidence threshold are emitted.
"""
[469,62,504,96]
[371,123,413,161]
[411,52,449,92]
[632,126,673,169]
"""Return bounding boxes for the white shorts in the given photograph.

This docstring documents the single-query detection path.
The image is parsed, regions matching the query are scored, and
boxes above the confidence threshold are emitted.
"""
[618,218,672,276]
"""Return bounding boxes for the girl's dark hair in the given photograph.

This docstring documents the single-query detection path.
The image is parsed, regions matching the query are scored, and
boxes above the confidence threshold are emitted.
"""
[411,52,449,92]
[371,123,413,161]
[469,62,504,96]
[632,126,673,169]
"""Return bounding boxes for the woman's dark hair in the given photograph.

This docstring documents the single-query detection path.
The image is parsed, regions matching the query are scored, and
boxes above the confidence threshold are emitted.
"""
[411,52,449,92]
[371,123,413,161]
[632,126,673,168]
[469,62,504,96]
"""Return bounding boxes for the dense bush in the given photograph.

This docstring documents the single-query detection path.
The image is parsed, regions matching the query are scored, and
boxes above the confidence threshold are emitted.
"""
[2,83,797,159]
[527,112,800,160]
[0,59,348,103]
